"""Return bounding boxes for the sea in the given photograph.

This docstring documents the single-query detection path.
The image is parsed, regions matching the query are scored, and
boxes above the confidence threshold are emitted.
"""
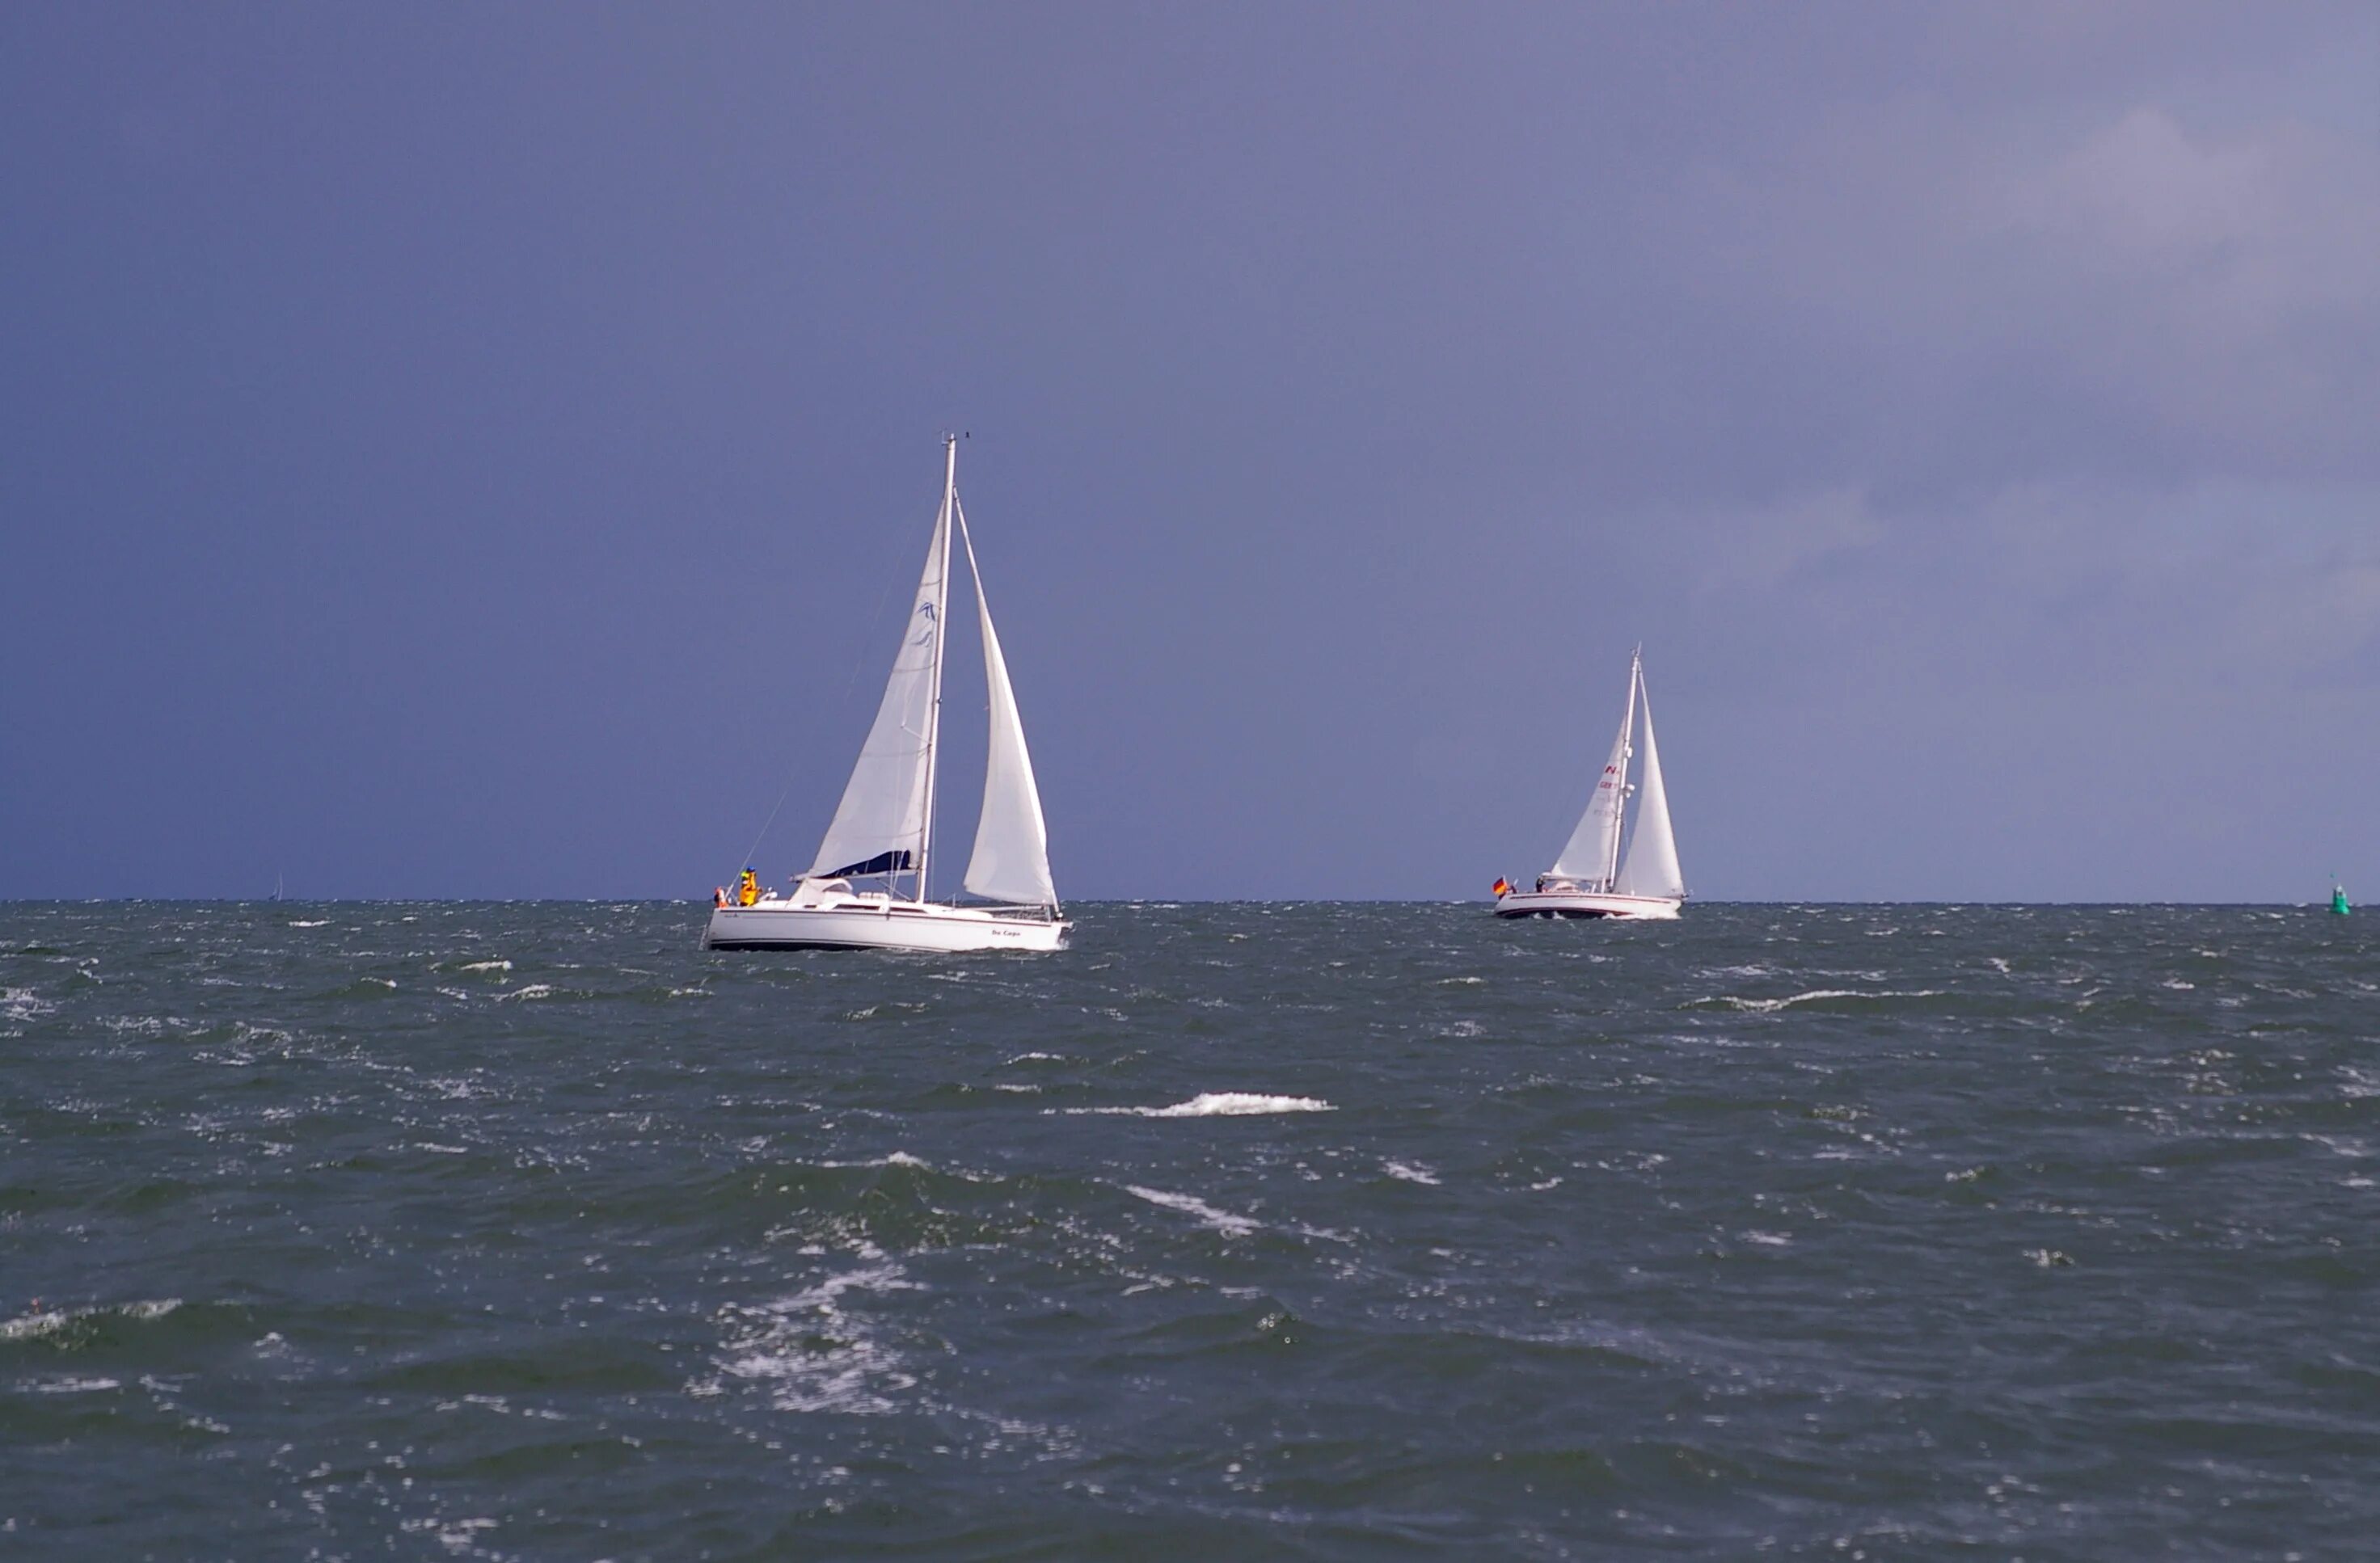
[4,901,2376,1560]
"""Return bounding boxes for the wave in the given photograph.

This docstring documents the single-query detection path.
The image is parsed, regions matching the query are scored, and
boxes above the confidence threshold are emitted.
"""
[2,1297,182,1342]
[709,1254,922,1415]
[1693,988,1947,1013]
[817,1152,931,1169]
[1125,1185,1259,1235]
[1058,1092,1334,1118]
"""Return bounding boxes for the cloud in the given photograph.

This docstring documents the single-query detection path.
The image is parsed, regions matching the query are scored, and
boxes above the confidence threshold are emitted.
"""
[1617,95,2380,498]
[1990,108,2380,470]
[1635,476,2380,704]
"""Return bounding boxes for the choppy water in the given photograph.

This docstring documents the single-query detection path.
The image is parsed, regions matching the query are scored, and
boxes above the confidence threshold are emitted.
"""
[5,902,2378,1559]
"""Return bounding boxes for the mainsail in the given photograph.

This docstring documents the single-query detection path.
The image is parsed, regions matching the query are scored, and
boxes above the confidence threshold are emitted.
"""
[1612,669,1684,899]
[956,503,1058,908]
[1548,671,1636,887]
[809,485,950,883]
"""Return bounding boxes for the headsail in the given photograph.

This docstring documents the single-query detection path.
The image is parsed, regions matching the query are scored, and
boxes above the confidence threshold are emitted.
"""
[956,502,1059,909]
[809,485,950,884]
[1613,664,1684,899]
[1548,664,1636,887]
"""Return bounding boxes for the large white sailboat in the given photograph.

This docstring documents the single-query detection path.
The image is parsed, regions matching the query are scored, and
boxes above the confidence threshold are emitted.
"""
[706,436,1068,953]
[1494,647,1686,921]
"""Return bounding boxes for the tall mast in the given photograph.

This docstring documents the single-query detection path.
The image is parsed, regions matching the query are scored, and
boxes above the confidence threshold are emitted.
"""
[915,434,956,903]
[1605,646,1641,890]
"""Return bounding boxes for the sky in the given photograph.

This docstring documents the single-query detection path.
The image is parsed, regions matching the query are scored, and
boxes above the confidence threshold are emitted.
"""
[4,2,2376,902]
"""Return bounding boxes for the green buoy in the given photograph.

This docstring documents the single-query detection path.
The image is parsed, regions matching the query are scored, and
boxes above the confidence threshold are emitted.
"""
[2331,883,2351,916]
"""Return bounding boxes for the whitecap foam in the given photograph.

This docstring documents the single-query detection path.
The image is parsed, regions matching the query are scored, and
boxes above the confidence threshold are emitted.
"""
[1382,1161,1441,1186]
[818,1152,930,1169]
[1125,1186,1259,1235]
[709,1257,922,1414]
[1059,1092,1334,1118]
[2,1299,180,1342]
[458,959,511,973]
[1,1310,70,1342]
[288,919,329,928]
[498,984,555,1002]
[1703,988,1944,1013]
[30,1376,121,1394]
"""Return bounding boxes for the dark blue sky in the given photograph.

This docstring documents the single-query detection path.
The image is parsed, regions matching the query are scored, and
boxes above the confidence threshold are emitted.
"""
[6,3,2376,901]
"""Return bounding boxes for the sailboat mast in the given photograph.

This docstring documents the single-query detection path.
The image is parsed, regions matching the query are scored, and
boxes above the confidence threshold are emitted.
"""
[916,434,956,903]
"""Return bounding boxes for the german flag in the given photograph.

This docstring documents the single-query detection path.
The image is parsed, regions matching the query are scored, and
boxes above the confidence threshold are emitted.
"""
[1492,878,1512,897]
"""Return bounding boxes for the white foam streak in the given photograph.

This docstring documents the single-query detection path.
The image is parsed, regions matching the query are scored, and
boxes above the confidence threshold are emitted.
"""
[1061,1092,1334,1118]
[1706,988,1946,1013]
[1125,1186,1259,1235]
[2,1299,181,1341]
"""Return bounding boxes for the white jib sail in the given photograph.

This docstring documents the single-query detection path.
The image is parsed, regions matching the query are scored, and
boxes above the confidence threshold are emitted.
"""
[1613,668,1684,899]
[809,493,950,880]
[1549,677,1635,887]
[956,504,1058,908]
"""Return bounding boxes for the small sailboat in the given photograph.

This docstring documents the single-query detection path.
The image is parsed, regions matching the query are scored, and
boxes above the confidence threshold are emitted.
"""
[706,436,1068,953]
[1495,647,1686,921]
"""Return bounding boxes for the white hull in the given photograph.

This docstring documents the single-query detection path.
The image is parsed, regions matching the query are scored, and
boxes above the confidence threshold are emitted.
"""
[705,899,1068,952]
[1494,889,1682,921]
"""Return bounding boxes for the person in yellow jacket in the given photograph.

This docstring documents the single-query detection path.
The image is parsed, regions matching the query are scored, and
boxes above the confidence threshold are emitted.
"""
[736,868,760,906]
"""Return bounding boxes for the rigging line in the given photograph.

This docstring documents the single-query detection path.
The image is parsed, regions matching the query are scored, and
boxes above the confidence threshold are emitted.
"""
[731,770,801,884]
[842,530,905,702]
[721,477,916,885]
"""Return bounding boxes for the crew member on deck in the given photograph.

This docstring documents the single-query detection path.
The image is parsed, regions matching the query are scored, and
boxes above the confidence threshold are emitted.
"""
[737,868,760,906]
